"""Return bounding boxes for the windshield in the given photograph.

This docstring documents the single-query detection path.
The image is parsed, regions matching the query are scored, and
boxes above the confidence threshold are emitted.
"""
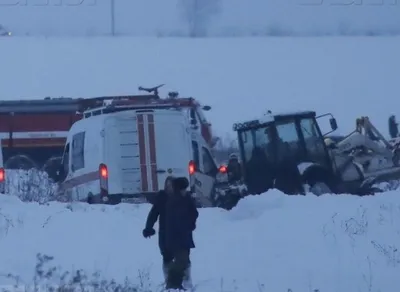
[239,119,305,164]
[239,126,271,163]
[299,118,327,163]
[238,116,330,177]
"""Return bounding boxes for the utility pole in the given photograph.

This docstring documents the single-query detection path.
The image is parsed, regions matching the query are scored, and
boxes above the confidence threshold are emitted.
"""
[110,0,115,36]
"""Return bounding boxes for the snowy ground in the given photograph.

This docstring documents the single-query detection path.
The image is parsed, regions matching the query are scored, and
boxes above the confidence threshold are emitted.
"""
[1,36,399,137]
[0,190,399,291]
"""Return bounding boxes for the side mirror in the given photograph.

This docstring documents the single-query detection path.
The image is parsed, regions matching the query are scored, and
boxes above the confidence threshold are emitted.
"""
[329,118,338,131]
[202,105,211,111]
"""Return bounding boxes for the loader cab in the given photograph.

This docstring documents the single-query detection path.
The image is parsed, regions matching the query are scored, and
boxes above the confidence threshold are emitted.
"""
[234,111,335,193]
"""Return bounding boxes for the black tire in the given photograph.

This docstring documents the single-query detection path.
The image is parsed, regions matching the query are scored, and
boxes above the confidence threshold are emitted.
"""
[5,155,37,170]
[107,196,121,205]
[302,166,334,196]
[87,194,121,205]
[87,193,102,204]
[212,186,242,210]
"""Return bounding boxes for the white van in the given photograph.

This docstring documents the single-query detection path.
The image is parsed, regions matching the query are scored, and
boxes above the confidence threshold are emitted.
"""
[57,107,222,205]
[0,141,4,194]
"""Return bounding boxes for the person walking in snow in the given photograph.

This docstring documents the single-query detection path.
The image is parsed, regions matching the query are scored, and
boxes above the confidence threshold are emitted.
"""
[142,176,175,279]
[164,177,198,290]
[143,176,198,286]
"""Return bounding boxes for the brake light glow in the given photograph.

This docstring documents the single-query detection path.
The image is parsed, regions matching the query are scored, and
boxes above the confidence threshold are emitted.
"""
[99,163,109,196]
[219,165,227,173]
[100,164,108,178]
[189,160,195,175]
[0,168,4,182]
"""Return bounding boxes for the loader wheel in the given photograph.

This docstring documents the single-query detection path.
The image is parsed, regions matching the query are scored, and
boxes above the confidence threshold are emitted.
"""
[309,182,332,196]
[302,167,334,196]
[211,186,241,210]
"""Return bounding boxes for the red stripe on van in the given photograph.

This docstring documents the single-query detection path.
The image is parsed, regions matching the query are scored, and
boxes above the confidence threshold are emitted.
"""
[59,171,99,192]
[148,114,159,192]
[137,114,148,192]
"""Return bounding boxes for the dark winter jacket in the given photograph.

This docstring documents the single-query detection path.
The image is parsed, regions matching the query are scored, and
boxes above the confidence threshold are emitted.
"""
[165,192,198,252]
[145,190,169,252]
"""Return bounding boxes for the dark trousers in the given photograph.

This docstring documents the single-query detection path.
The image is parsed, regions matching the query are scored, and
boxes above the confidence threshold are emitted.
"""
[164,249,191,289]
[162,249,191,265]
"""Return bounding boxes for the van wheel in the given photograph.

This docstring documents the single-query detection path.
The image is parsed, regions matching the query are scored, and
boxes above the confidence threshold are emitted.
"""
[87,194,101,204]
[107,196,121,205]
[5,155,37,170]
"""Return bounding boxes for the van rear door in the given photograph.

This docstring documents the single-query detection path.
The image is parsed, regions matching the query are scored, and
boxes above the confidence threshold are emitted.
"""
[104,115,142,195]
[136,110,192,192]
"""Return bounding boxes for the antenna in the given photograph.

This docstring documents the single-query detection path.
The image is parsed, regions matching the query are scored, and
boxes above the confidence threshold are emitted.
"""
[138,84,165,97]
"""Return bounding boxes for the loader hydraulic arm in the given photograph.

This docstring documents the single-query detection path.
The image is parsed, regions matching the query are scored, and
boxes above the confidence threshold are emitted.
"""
[334,116,394,161]
[355,116,392,149]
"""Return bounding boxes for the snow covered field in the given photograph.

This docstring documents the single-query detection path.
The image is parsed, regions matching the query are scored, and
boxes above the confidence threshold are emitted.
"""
[0,0,399,36]
[1,36,399,137]
[0,190,399,291]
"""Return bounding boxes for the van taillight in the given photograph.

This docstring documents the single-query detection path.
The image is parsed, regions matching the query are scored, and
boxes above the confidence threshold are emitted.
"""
[0,168,4,182]
[99,163,108,195]
[219,165,227,173]
[189,160,195,175]
[100,164,108,179]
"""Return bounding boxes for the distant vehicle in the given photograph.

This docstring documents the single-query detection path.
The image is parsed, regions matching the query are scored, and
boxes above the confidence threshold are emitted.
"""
[54,93,225,205]
[233,111,400,196]
[0,85,217,179]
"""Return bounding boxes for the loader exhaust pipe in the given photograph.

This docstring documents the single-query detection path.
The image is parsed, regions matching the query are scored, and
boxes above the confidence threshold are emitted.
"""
[389,115,398,139]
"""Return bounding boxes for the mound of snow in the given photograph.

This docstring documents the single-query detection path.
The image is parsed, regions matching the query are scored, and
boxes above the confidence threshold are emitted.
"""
[0,191,399,291]
[5,169,58,203]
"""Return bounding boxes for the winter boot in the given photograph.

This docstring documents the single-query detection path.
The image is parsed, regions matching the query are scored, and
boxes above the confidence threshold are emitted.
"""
[182,264,193,289]
[166,264,184,290]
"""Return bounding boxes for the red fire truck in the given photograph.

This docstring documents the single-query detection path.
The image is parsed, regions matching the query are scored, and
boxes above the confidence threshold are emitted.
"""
[0,85,216,178]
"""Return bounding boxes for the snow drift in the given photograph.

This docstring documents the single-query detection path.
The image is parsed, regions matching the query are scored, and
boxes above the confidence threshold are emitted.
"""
[0,190,399,291]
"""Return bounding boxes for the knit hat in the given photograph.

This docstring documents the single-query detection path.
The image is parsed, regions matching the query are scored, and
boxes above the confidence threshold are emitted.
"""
[173,177,189,190]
